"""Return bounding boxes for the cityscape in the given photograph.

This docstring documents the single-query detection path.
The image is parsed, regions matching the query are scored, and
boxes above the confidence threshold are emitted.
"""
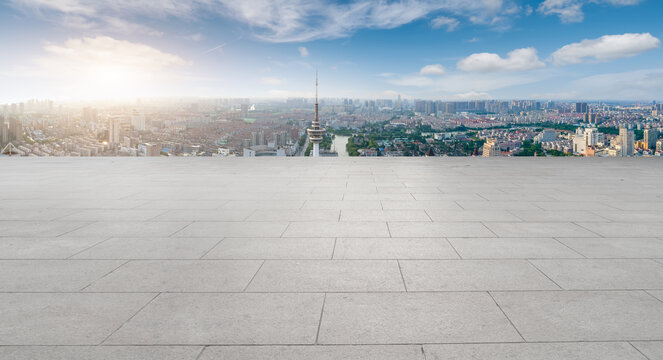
[2,1,663,360]
[2,97,662,157]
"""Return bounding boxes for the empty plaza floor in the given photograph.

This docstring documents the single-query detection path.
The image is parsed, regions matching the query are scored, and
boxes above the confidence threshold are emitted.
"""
[1,157,663,359]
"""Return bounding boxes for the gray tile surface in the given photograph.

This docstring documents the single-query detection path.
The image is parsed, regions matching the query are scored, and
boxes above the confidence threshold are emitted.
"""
[0,346,202,360]
[333,237,459,259]
[492,290,663,341]
[558,237,663,258]
[0,293,154,345]
[86,260,262,292]
[400,260,559,291]
[531,259,663,289]
[318,292,522,344]
[107,293,324,344]
[423,342,647,360]
[200,345,424,360]
[247,260,404,292]
[73,237,221,259]
[205,237,335,259]
[2,158,663,354]
[448,237,582,259]
[632,341,663,360]
[0,260,125,291]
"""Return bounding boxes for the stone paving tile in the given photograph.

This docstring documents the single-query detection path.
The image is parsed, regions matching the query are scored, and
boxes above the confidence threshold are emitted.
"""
[448,237,582,259]
[0,221,89,237]
[0,293,155,345]
[67,221,190,237]
[73,237,220,259]
[492,290,663,341]
[51,200,148,209]
[247,260,404,292]
[106,293,324,345]
[647,290,663,301]
[456,201,540,211]
[509,210,609,222]
[0,260,125,291]
[205,237,334,259]
[86,260,262,292]
[0,346,203,360]
[631,342,663,360]
[340,210,430,222]
[592,211,663,222]
[534,202,617,211]
[388,222,494,238]
[58,209,168,221]
[411,193,484,201]
[174,221,288,237]
[0,237,106,259]
[247,209,340,222]
[318,292,522,344]
[381,201,461,210]
[426,210,521,222]
[302,200,383,210]
[484,222,599,238]
[152,209,253,221]
[136,200,222,210]
[577,222,663,237]
[400,260,559,291]
[200,345,424,360]
[222,200,304,210]
[423,342,647,360]
[284,221,390,237]
[333,237,459,259]
[531,259,663,290]
[343,193,414,201]
[0,209,79,221]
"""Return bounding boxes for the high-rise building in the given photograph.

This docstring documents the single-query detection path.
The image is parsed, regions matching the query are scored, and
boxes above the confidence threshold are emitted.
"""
[482,139,500,157]
[644,128,658,150]
[131,112,146,131]
[573,134,587,154]
[8,117,22,143]
[575,102,588,114]
[108,118,120,146]
[619,127,634,157]
[0,116,8,147]
[584,128,599,146]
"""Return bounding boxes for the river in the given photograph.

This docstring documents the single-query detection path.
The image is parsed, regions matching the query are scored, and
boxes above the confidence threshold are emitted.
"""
[332,135,349,157]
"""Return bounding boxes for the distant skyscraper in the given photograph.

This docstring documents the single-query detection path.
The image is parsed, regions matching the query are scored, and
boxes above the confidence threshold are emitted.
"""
[108,118,120,146]
[619,127,634,156]
[307,73,325,157]
[644,128,658,150]
[482,139,500,157]
[575,102,588,114]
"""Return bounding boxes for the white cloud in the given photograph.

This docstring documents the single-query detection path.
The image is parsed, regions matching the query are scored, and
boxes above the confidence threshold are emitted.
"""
[298,46,309,57]
[451,91,492,100]
[10,0,521,42]
[551,33,660,65]
[260,76,284,85]
[457,47,545,72]
[569,67,663,99]
[538,0,644,23]
[22,36,189,99]
[389,75,434,87]
[430,16,459,31]
[419,64,446,75]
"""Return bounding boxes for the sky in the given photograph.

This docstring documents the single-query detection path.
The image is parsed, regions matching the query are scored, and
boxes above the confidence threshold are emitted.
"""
[1,0,662,102]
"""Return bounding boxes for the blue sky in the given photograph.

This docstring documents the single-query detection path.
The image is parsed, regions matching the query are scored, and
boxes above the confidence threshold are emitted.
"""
[1,0,662,101]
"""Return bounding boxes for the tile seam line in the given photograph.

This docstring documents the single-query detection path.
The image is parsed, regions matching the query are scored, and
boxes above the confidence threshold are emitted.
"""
[241,260,266,292]
[65,236,114,259]
[314,293,328,344]
[79,259,131,291]
[628,341,653,360]
[487,291,527,343]
[99,292,161,345]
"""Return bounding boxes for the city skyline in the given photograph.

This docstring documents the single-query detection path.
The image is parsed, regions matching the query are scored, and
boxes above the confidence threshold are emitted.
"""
[1,0,662,102]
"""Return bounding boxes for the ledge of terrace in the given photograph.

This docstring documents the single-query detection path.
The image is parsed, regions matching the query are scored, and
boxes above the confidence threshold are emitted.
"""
[0,158,662,359]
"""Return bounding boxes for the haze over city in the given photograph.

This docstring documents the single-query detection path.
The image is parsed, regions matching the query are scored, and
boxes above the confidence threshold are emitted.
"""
[1,0,662,101]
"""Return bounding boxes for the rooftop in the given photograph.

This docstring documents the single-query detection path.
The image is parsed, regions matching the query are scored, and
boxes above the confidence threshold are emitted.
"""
[1,157,663,359]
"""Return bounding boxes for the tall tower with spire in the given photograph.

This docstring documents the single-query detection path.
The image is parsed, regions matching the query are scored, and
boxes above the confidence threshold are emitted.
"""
[307,72,325,157]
